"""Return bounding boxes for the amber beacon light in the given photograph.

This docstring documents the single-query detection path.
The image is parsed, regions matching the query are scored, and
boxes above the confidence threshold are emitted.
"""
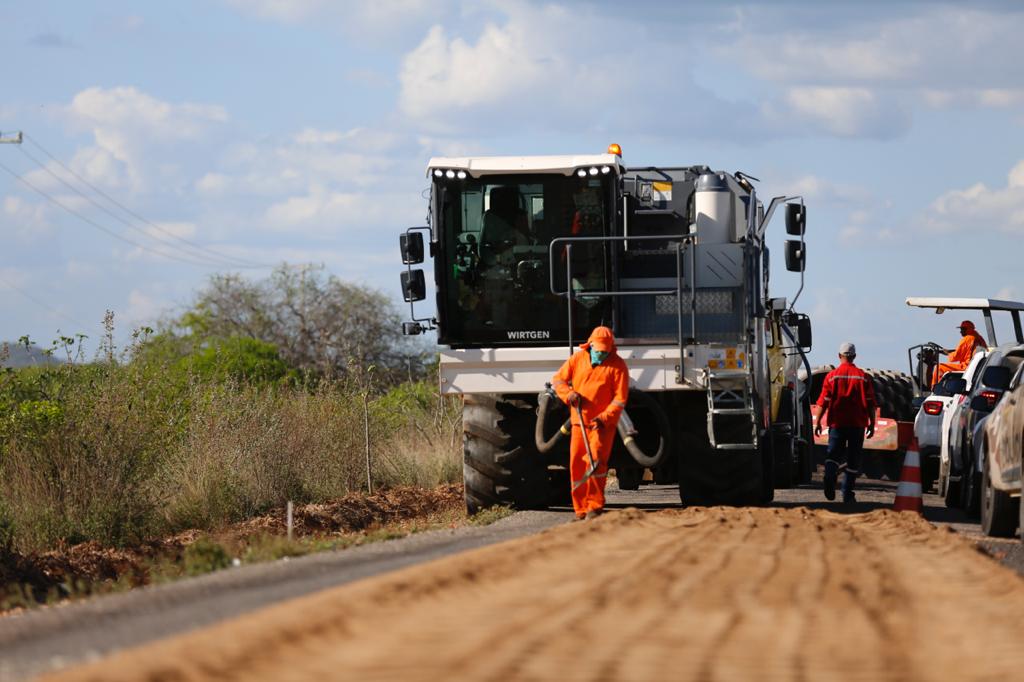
[607,143,622,156]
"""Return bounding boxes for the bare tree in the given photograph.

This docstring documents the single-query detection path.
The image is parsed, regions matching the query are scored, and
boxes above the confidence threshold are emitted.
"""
[179,265,424,383]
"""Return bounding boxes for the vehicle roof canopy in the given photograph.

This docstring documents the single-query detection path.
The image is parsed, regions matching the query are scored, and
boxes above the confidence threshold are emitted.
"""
[426,153,623,178]
[906,297,1024,345]
[905,297,1024,312]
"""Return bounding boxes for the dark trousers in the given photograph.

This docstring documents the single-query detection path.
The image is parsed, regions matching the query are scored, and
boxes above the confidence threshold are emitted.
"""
[827,426,865,493]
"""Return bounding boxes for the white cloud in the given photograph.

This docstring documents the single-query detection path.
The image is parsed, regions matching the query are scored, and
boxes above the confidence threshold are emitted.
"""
[123,289,167,328]
[399,21,554,122]
[396,4,753,136]
[783,175,872,205]
[145,221,197,240]
[767,87,911,139]
[225,0,437,41]
[921,160,1024,233]
[262,185,415,233]
[715,6,1024,139]
[996,286,1018,301]
[4,195,50,237]
[67,87,227,139]
[727,8,1023,91]
[196,172,229,195]
[59,86,228,192]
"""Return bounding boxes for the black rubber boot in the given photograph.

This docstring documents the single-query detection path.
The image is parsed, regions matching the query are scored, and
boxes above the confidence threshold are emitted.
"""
[824,460,838,501]
[842,471,858,505]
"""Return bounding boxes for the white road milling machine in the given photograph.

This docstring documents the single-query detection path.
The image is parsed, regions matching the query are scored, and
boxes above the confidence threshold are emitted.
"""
[399,145,814,510]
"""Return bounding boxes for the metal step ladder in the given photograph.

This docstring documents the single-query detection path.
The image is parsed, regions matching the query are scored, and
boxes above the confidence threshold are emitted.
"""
[705,369,758,450]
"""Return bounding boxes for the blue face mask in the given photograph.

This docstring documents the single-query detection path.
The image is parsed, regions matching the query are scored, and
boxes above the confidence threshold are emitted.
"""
[590,348,609,366]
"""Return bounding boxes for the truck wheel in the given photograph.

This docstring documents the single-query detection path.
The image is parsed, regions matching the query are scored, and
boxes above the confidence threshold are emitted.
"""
[798,397,814,484]
[943,474,961,509]
[958,439,981,519]
[677,432,765,507]
[980,443,1019,537]
[771,388,795,489]
[462,394,551,515]
[616,467,642,491]
[772,432,794,488]
[1020,476,1024,541]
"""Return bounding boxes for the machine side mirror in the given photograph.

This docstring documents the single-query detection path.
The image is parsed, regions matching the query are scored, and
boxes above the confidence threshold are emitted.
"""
[401,269,426,302]
[785,204,806,235]
[400,232,425,265]
[785,240,806,272]
[784,312,812,349]
[795,315,812,349]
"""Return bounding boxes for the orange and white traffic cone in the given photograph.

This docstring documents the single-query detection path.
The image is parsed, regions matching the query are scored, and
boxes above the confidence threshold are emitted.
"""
[893,439,923,514]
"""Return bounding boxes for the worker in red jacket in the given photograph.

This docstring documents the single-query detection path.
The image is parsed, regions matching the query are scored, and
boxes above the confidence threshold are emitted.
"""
[552,326,629,520]
[932,320,988,386]
[814,342,877,504]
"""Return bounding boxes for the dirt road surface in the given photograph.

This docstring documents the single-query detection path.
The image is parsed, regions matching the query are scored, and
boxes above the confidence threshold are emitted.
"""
[42,502,1024,682]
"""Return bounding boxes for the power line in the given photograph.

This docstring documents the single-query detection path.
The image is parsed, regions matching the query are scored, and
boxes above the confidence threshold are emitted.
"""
[0,274,98,335]
[0,158,242,268]
[20,133,271,269]
[17,145,248,269]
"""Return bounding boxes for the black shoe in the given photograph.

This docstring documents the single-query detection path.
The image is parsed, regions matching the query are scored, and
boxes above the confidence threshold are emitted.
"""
[824,461,838,501]
[584,509,603,520]
[842,490,856,505]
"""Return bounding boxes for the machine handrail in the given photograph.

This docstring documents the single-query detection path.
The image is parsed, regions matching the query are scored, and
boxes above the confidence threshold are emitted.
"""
[547,233,696,383]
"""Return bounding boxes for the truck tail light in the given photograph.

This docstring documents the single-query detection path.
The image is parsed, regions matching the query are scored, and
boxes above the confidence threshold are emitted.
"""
[980,390,1001,408]
[922,400,944,416]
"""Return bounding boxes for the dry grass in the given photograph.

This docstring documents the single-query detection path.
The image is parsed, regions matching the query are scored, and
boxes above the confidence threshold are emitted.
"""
[0,367,462,553]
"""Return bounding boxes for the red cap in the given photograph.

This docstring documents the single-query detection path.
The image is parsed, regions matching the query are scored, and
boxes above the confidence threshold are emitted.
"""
[958,320,975,331]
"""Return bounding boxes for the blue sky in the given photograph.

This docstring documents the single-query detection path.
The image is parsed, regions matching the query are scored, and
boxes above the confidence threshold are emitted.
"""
[2,0,1023,372]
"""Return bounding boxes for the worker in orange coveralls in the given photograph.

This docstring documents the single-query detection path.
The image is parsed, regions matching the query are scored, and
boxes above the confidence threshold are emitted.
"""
[932,320,988,386]
[552,326,629,520]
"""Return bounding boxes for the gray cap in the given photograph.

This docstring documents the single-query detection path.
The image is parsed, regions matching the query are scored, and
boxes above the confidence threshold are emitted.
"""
[839,342,856,356]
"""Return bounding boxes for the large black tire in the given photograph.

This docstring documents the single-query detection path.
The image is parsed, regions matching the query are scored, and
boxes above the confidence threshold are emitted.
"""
[462,394,552,515]
[772,388,795,489]
[772,431,794,488]
[616,467,643,491]
[958,437,982,519]
[797,397,815,484]
[980,443,1019,537]
[677,431,766,506]
[1020,477,1024,541]
[943,473,961,509]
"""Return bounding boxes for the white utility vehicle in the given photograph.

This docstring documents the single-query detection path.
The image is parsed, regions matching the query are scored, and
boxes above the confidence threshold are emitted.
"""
[914,371,964,491]
[906,297,1024,503]
[399,146,814,510]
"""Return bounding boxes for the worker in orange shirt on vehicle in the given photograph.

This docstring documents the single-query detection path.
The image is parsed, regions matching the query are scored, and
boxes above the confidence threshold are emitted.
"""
[932,320,988,386]
[552,326,629,520]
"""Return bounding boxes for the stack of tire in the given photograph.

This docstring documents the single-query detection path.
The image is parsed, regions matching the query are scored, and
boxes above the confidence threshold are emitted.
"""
[808,366,916,480]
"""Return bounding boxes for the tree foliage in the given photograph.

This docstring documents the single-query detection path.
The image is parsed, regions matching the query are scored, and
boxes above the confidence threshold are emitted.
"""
[171,265,423,384]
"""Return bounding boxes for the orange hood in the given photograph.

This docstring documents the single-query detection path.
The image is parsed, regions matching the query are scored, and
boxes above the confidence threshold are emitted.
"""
[581,326,617,353]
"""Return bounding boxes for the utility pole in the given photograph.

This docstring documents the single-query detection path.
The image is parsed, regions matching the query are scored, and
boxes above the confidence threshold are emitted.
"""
[0,131,23,145]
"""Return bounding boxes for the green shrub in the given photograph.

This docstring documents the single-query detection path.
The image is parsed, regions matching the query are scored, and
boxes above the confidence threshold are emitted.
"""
[184,537,231,576]
[0,359,460,551]
[180,337,294,386]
